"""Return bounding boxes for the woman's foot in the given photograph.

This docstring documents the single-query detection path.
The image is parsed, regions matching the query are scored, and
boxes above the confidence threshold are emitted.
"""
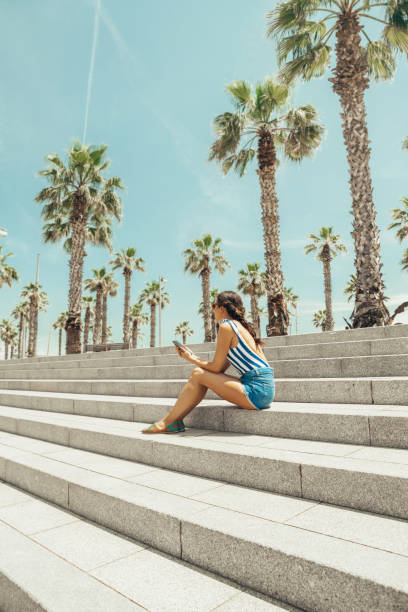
[141,419,185,434]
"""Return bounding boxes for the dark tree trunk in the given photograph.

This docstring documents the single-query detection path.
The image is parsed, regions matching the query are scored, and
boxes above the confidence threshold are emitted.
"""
[201,264,212,342]
[123,269,131,343]
[330,15,389,328]
[102,294,108,344]
[93,289,102,344]
[150,303,156,347]
[66,193,87,354]
[132,320,139,348]
[257,132,288,336]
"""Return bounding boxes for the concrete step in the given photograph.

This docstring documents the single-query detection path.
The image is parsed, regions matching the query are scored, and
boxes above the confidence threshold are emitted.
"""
[1,336,407,372]
[0,481,294,612]
[1,406,408,519]
[0,390,407,448]
[1,352,408,380]
[6,323,408,368]
[1,432,408,611]
[0,376,406,404]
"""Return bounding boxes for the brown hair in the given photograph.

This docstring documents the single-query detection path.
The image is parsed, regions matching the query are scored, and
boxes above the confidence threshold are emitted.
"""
[216,290,264,346]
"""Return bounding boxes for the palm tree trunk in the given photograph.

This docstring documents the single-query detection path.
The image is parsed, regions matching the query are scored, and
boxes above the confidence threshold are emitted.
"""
[132,320,139,348]
[182,332,187,344]
[66,193,87,354]
[10,344,14,359]
[83,307,90,351]
[322,248,334,331]
[33,304,38,357]
[250,290,260,335]
[101,294,108,344]
[211,313,216,342]
[201,265,211,342]
[93,289,102,344]
[5,342,9,360]
[28,298,35,357]
[18,313,23,359]
[330,15,389,328]
[123,269,131,343]
[257,132,288,336]
[150,303,156,347]
[58,329,62,356]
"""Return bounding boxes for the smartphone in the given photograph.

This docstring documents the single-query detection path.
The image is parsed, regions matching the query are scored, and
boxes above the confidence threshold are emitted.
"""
[173,340,193,353]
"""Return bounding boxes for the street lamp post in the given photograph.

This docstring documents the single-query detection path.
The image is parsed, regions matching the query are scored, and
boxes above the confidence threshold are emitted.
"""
[158,276,167,346]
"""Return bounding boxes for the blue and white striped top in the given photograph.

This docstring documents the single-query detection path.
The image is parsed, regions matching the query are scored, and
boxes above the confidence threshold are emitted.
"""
[221,318,270,375]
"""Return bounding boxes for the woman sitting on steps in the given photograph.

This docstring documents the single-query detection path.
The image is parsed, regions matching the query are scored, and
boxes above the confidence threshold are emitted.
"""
[142,290,275,434]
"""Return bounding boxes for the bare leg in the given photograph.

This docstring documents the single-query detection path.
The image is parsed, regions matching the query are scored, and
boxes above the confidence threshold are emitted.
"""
[159,374,208,426]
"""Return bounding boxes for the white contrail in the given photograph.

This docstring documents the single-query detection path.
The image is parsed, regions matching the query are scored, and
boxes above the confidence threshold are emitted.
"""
[82,0,101,144]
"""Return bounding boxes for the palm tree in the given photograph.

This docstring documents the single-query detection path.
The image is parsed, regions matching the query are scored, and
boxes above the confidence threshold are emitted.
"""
[84,268,109,344]
[0,246,19,288]
[402,249,408,272]
[35,141,123,354]
[267,2,408,328]
[175,321,194,345]
[101,272,119,344]
[344,273,358,303]
[209,78,323,336]
[312,309,327,332]
[20,283,49,357]
[305,227,347,331]
[284,286,299,334]
[0,319,17,360]
[110,247,146,343]
[82,295,94,351]
[53,312,68,356]
[11,301,30,358]
[403,137,408,151]
[389,198,408,243]
[237,263,266,335]
[129,303,149,348]
[183,234,230,341]
[198,288,219,341]
[139,281,170,347]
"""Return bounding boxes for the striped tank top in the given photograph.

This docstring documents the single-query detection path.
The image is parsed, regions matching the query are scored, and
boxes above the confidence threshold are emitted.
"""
[221,318,270,375]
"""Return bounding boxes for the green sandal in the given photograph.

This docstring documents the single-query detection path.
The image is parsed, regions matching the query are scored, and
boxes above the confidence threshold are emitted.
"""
[142,420,185,434]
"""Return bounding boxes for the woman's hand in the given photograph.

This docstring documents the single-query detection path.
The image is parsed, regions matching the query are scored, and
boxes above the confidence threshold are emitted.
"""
[175,345,197,362]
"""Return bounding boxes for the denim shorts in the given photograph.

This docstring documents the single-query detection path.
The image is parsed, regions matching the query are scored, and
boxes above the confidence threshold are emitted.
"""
[240,367,275,410]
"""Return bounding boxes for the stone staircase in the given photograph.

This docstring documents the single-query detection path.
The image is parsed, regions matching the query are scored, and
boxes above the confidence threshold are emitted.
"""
[0,324,407,611]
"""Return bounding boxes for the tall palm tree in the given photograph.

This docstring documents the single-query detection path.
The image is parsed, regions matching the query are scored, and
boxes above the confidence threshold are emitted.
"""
[209,78,323,336]
[82,295,94,351]
[237,263,266,334]
[267,2,408,328]
[388,198,408,243]
[129,303,149,348]
[20,283,48,357]
[402,249,408,272]
[175,321,194,345]
[53,312,68,356]
[0,319,17,360]
[305,227,347,331]
[344,273,358,303]
[84,268,109,344]
[198,288,219,341]
[183,234,230,341]
[101,272,119,344]
[35,141,123,354]
[284,286,299,334]
[312,309,327,332]
[110,247,146,343]
[0,246,19,288]
[139,281,170,347]
[11,301,30,359]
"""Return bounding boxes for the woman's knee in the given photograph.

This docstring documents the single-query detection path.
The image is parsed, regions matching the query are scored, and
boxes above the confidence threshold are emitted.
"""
[190,366,205,381]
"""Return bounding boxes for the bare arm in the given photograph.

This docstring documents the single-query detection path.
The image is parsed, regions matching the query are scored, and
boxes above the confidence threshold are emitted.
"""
[175,323,233,373]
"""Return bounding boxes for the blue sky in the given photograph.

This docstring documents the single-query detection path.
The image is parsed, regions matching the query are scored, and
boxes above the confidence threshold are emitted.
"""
[0,0,407,355]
